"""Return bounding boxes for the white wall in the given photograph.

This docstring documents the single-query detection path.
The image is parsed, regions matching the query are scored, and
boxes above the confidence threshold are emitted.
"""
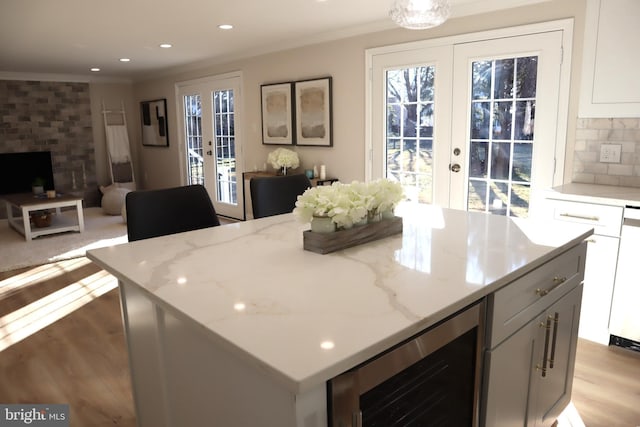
[129,0,586,190]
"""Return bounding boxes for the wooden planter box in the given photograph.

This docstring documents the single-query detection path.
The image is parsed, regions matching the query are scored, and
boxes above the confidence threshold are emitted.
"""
[303,216,403,254]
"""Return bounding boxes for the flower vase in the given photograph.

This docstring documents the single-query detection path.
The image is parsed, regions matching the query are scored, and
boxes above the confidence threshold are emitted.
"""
[368,211,382,223]
[311,216,335,233]
[354,216,368,227]
[280,166,288,176]
[381,209,395,220]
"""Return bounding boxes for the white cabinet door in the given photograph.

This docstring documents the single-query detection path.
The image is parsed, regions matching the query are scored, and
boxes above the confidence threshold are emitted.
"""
[579,0,640,117]
[610,217,640,341]
[580,235,619,344]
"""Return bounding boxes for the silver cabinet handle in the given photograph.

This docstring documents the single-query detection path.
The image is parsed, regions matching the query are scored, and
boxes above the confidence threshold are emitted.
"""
[559,212,600,222]
[536,276,567,297]
[537,316,552,378]
[549,312,559,369]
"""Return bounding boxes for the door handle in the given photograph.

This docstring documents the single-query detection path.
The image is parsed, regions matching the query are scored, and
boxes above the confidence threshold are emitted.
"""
[549,312,559,369]
[449,163,461,173]
[535,276,567,297]
[536,316,552,378]
[559,212,600,222]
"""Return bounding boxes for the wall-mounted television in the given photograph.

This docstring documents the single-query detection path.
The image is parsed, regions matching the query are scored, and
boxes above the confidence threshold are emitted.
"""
[0,151,55,195]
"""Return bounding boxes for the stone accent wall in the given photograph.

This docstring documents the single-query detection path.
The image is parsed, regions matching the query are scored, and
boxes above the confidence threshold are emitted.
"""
[573,118,640,187]
[0,80,99,209]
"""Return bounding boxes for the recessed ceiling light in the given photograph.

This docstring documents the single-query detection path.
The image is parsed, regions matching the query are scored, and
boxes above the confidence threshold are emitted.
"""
[119,58,131,62]
[320,341,335,350]
[218,24,233,30]
[90,68,100,72]
[159,43,172,48]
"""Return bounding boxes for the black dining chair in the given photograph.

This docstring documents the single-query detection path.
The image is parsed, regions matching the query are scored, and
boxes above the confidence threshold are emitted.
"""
[125,184,220,241]
[250,174,311,219]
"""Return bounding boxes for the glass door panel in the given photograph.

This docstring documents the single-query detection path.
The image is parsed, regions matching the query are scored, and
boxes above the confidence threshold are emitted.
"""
[370,45,453,207]
[177,74,244,219]
[183,94,204,185]
[467,56,537,217]
[212,89,237,206]
[449,31,564,217]
[386,66,435,204]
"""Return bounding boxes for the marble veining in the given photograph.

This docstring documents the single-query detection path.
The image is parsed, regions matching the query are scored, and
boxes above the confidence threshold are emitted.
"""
[88,205,592,393]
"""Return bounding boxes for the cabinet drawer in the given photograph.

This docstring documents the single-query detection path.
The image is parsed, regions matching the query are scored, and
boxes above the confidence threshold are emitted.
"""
[486,243,586,349]
[548,199,623,237]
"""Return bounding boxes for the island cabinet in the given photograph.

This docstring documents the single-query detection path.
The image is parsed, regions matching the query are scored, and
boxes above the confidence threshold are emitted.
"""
[483,243,586,427]
[86,207,592,427]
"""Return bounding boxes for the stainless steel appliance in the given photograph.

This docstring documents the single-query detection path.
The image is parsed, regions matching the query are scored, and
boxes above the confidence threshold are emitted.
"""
[610,205,640,350]
[328,302,484,426]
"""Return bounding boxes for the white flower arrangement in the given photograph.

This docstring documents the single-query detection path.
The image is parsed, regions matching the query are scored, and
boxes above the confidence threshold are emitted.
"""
[267,148,300,171]
[293,179,404,229]
[368,178,405,214]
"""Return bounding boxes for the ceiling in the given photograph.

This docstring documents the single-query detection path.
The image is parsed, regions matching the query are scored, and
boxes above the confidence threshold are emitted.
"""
[0,0,547,81]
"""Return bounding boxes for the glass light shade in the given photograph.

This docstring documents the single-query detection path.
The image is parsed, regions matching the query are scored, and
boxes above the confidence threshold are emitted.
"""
[389,0,451,30]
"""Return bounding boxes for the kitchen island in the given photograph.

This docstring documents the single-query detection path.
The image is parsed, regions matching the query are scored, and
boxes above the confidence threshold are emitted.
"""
[87,205,592,427]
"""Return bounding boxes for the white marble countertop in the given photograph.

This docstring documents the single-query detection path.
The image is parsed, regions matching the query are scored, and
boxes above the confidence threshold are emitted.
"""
[87,205,592,394]
[546,183,640,206]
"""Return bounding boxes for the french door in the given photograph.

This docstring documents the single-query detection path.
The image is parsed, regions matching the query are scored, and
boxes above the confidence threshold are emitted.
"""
[369,25,569,218]
[176,73,244,219]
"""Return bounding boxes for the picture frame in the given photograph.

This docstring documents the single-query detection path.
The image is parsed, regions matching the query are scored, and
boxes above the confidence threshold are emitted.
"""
[294,77,332,147]
[261,82,294,145]
[141,99,169,147]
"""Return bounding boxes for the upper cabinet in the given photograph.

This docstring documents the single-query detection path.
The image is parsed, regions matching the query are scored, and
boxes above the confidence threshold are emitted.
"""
[579,0,640,117]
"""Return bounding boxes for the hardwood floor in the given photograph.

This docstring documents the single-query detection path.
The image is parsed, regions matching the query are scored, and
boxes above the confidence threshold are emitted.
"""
[1,258,639,427]
[571,339,640,427]
[0,259,135,427]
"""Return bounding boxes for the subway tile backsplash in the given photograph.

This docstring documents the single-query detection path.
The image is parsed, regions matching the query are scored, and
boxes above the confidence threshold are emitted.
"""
[573,118,640,187]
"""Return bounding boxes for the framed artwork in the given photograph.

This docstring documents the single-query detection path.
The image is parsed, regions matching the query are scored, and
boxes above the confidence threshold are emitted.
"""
[294,77,332,147]
[261,82,294,145]
[141,99,169,147]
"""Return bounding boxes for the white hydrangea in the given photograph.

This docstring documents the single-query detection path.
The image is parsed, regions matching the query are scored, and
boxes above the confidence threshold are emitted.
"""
[293,179,404,229]
[267,148,300,169]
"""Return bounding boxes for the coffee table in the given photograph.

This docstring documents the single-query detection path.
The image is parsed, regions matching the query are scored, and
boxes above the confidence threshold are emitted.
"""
[2,193,85,241]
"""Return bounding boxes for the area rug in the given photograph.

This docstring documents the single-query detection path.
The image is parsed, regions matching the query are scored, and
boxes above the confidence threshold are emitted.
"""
[0,207,128,272]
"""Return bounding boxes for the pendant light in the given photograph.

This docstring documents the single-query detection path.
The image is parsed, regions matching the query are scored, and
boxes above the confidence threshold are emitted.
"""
[389,0,451,30]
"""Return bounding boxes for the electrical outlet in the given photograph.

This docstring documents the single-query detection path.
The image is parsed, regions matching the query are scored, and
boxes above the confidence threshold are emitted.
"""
[600,144,622,163]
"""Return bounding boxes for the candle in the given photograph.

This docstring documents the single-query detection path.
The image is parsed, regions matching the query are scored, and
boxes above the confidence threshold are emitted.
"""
[320,165,326,180]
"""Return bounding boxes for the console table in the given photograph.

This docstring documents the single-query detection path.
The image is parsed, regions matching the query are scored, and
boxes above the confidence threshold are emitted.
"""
[2,193,85,241]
